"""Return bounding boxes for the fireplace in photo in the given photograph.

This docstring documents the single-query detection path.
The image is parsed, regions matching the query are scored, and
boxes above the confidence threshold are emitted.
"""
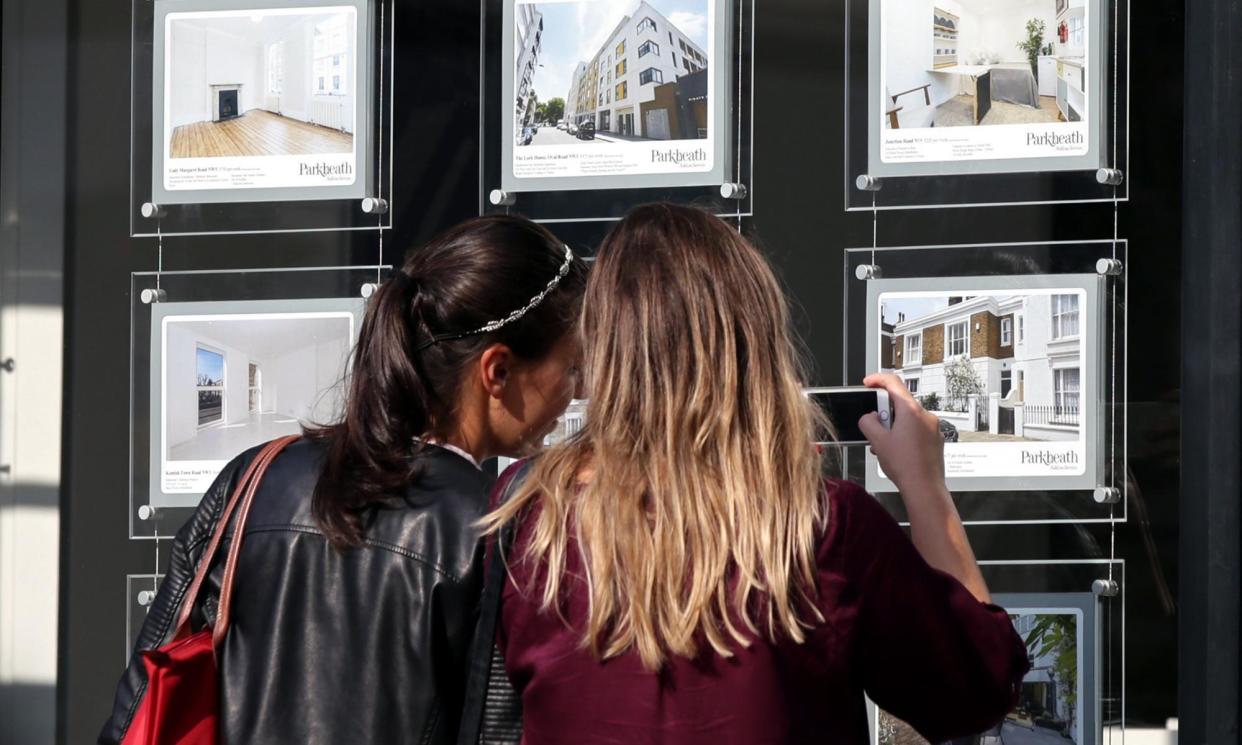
[211,84,242,122]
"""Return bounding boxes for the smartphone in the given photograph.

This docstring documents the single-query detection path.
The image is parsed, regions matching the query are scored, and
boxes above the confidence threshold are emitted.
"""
[805,387,892,445]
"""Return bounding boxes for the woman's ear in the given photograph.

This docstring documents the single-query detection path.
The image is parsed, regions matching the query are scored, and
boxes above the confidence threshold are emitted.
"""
[479,343,514,399]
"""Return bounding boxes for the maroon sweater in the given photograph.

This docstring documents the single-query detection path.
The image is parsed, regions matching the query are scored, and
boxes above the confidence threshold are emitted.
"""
[493,475,1029,745]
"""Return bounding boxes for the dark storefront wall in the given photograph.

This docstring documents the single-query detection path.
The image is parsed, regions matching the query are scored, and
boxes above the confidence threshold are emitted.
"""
[58,0,1185,742]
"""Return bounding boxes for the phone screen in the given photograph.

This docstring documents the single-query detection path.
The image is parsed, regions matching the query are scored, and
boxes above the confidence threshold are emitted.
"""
[808,390,879,444]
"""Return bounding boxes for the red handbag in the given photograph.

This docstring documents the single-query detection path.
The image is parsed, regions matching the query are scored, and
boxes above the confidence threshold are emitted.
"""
[122,435,301,745]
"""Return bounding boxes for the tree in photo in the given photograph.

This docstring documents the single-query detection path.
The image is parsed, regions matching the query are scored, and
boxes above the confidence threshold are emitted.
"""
[536,97,565,125]
[944,357,984,412]
[1022,614,1078,737]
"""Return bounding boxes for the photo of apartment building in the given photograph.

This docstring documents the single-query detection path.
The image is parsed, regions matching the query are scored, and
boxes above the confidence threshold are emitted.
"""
[514,4,544,130]
[517,0,711,145]
[880,290,1084,442]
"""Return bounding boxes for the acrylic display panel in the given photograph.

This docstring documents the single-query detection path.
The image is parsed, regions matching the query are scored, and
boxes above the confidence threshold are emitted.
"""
[126,574,163,662]
[129,266,384,539]
[870,583,1110,745]
[844,0,1130,209]
[131,0,394,236]
[481,0,753,222]
[842,241,1127,524]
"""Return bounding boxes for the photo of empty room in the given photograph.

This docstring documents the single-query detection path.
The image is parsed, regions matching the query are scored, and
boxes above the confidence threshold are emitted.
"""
[882,0,1088,129]
[164,6,357,159]
[879,290,1085,444]
[162,312,353,464]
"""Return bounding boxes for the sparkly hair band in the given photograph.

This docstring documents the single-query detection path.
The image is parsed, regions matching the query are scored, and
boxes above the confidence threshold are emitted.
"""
[414,244,575,352]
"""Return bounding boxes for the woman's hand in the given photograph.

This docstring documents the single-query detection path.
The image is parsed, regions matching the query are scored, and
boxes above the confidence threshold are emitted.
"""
[857,372,947,496]
[856,372,990,603]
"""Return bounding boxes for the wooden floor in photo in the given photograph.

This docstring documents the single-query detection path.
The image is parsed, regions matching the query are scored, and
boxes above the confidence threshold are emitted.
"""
[170,109,352,158]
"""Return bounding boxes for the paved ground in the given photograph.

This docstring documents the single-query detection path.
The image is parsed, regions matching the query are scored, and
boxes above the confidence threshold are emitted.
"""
[957,431,1041,443]
[999,721,1074,745]
[526,127,602,145]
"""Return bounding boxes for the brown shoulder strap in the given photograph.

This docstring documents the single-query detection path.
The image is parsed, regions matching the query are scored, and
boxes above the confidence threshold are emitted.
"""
[170,435,300,640]
[212,434,300,648]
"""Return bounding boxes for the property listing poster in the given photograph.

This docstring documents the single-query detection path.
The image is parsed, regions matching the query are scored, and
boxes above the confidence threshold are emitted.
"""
[510,0,717,180]
[878,0,1091,165]
[874,606,1085,745]
[161,6,360,193]
[158,309,355,498]
[875,287,1089,481]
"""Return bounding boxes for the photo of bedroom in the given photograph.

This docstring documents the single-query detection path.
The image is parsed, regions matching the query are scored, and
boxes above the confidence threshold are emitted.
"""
[164,6,357,159]
[882,0,1088,130]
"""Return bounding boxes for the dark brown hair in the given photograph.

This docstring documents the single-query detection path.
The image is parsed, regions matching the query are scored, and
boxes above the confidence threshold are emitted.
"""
[307,215,587,547]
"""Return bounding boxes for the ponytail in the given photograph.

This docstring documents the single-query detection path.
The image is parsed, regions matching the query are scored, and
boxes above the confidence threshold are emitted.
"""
[306,215,588,548]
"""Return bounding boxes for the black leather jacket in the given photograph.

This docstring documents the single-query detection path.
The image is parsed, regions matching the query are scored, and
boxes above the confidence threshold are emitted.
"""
[100,439,493,745]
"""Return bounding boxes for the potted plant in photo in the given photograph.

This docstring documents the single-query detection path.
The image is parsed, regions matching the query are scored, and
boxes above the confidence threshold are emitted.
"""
[1017,18,1047,78]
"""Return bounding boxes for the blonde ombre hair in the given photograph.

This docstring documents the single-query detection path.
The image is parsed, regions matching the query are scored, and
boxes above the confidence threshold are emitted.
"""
[483,203,831,670]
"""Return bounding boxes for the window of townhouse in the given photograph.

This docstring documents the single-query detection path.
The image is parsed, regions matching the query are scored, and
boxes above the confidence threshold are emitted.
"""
[946,320,968,357]
[637,17,657,34]
[616,82,627,101]
[1017,313,1025,343]
[639,40,659,58]
[906,377,920,394]
[1001,317,1013,346]
[616,59,627,76]
[905,332,922,365]
[616,40,626,57]
[1051,294,1080,339]
[639,68,663,85]
[1054,368,1081,418]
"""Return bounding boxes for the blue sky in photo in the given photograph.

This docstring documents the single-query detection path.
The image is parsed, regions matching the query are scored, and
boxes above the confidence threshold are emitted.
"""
[196,347,224,385]
[525,0,710,104]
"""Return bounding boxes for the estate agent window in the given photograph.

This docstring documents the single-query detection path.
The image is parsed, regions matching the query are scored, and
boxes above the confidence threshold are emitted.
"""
[1001,317,1013,346]
[639,68,663,85]
[1051,294,1080,339]
[947,321,968,358]
[195,345,225,428]
[313,16,349,96]
[1054,368,1081,414]
[905,332,922,365]
[639,40,659,58]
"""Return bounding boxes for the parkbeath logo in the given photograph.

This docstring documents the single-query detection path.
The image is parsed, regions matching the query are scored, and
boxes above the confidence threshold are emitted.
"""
[1021,449,1080,467]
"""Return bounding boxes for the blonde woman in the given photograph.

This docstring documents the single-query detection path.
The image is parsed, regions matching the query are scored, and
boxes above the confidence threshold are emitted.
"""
[483,204,1029,744]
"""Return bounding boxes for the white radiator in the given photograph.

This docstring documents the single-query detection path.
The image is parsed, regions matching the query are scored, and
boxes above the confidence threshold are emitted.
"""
[310,100,348,132]
[264,95,281,113]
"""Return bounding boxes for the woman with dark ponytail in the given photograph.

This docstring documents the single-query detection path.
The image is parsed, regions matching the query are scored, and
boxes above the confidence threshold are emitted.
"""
[101,215,588,745]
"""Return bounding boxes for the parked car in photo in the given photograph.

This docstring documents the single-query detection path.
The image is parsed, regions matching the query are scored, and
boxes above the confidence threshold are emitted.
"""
[938,418,959,443]
[567,122,579,135]
[556,119,567,130]
[576,120,596,140]
[517,125,535,146]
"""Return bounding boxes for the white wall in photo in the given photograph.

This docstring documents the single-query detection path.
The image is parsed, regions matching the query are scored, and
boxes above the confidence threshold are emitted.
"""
[169,22,265,128]
[956,0,1057,67]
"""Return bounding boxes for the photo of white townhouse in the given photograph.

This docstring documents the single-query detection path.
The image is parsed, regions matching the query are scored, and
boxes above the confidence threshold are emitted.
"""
[517,0,710,145]
[880,291,1084,442]
[882,0,1088,129]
